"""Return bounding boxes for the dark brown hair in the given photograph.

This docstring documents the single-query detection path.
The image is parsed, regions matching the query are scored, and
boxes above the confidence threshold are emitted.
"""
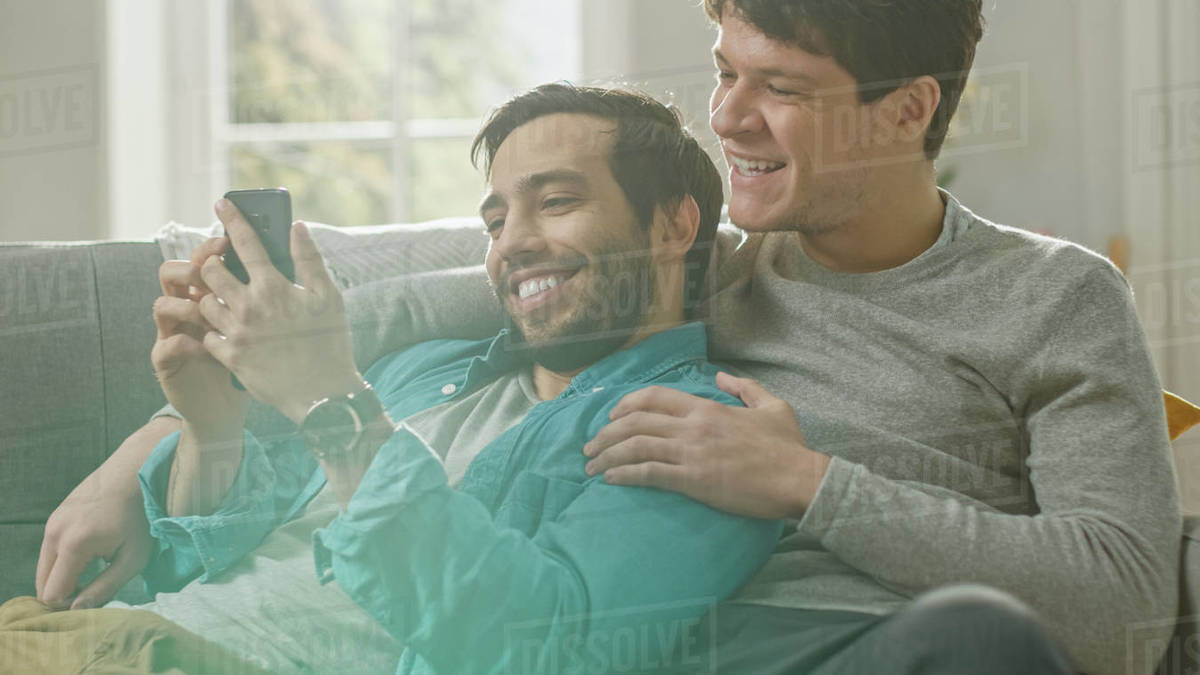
[706,0,985,158]
[472,83,725,311]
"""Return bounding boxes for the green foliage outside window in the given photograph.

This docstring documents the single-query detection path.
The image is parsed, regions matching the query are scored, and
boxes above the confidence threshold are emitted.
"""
[227,0,529,226]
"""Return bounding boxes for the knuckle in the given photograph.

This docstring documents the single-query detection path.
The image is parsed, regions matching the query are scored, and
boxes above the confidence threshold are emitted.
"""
[158,260,182,280]
[59,529,90,553]
[151,295,172,315]
[42,520,62,543]
[641,462,664,481]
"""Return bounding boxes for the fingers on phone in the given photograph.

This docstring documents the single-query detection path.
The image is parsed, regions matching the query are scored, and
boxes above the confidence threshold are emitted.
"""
[216,203,270,270]
[191,236,228,262]
[159,260,207,298]
[153,295,211,340]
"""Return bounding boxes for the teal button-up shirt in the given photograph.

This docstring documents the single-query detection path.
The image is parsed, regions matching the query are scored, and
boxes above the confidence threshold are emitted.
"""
[139,322,783,674]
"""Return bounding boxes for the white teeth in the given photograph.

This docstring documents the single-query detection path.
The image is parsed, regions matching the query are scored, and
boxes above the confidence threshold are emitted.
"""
[518,275,566,300]
[730,156,785,176]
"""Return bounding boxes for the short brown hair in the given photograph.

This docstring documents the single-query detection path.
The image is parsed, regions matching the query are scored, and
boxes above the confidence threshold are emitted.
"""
[472,83,725,311]
[706,0,985,158]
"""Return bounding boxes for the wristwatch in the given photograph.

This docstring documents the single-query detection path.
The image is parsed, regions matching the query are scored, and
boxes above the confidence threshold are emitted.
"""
[299,383,386,460]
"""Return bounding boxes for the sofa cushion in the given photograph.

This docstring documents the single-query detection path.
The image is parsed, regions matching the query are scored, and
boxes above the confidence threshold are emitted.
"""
[92,242,170,451]
[0,245,108,601]
[1167,392,1200,441]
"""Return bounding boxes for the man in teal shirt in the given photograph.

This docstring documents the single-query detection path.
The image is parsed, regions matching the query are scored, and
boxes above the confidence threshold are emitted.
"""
[121,85,781,674]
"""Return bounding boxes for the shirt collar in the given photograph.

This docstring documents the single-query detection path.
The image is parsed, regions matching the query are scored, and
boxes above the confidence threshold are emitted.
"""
[563,322,709,396]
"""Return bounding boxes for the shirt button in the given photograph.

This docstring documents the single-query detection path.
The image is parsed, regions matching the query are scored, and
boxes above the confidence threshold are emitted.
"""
[442,383,458,396]
[592,386,605,393]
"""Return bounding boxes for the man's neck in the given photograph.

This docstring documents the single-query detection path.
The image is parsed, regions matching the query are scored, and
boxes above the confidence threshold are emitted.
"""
[800,171,946,274]
[532,310,686,401]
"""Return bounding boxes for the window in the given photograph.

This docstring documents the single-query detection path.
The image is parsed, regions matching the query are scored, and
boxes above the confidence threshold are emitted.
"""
[212,0,580,226]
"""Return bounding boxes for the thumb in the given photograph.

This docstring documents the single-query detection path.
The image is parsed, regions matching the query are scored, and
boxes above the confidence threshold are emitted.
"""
[716,371,777,408]
[71,550,141,610]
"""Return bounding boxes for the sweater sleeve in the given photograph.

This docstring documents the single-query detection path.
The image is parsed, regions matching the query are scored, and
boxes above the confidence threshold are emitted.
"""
[343,266,504,372]
[797,263,1181,675]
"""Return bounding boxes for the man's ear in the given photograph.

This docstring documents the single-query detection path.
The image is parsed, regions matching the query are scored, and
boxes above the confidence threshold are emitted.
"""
[655,195,701,262]
[874,75,942,151]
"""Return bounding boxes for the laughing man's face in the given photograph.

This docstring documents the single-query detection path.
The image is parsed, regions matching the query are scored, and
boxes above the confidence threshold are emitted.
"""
[710,10,875,235]
[481,113,657,372]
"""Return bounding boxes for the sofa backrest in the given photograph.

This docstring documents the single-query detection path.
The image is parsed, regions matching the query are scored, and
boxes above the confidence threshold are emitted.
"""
[0,241,165,601]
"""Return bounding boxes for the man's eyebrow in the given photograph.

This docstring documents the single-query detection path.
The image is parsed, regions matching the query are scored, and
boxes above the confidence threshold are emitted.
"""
[479,169,589,217]
[518,169,589,194]
[713,48,817,83]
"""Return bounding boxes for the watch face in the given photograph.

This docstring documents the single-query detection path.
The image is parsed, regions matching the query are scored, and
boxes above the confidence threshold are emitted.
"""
[302,400,360,456]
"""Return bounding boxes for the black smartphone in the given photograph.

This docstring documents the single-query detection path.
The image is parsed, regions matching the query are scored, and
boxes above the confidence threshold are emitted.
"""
[222,188,295,283]
[220,188,294,390]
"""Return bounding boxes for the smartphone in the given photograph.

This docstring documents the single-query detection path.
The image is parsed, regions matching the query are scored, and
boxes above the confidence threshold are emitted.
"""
[222,188,295,283]
[220,188,293,390]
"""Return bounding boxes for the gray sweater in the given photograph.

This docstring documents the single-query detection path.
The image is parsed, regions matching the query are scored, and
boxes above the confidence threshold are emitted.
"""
[189,193,1180,675]
[701,195,1181,675]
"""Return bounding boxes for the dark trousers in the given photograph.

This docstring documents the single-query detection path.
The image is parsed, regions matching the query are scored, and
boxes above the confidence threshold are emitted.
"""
[663,584,1074,675]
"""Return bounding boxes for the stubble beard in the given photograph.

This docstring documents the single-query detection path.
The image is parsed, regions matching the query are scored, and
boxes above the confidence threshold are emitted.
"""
[785,162,870,238]
[496,235,658,373]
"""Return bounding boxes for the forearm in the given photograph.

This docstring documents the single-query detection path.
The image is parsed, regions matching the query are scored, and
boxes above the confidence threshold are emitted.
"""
[97,416,181,497]
[318,414,396,510]
[165,421,244,517]
[802,457,1180,675]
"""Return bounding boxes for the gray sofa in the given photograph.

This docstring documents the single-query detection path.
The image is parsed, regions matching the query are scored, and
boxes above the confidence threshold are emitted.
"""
[2,223,1199,672]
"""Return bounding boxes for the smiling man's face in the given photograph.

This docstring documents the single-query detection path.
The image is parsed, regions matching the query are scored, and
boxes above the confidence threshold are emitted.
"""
[710,9,877,235]
[481,113,657,372]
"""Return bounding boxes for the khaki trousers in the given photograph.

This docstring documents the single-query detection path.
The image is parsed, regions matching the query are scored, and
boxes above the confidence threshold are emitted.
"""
[0,596,270,674]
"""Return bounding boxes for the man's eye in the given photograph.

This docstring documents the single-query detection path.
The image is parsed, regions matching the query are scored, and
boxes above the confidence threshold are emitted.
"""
[716,70,736,83]
[767,84,806,98]
[543,197,577,210]
[486,218,504,233]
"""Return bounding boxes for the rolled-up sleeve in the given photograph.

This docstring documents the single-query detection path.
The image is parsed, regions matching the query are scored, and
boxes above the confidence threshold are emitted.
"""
[138,429,309,592]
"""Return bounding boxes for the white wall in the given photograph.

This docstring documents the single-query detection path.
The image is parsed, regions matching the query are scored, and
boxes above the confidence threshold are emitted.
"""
[583,0,720,156]
[0,0,107,242]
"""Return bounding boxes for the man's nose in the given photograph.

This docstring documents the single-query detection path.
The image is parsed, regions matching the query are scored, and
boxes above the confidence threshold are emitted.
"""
[493,213,547,261]
[711,82,764,139]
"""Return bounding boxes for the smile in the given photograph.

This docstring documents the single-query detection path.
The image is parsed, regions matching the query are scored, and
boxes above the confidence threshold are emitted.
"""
[518,273,569,299]
[729,155,786,177]
[509,268,582,312]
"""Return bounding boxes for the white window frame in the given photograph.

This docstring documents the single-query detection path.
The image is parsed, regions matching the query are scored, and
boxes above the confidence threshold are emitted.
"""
[207,0,492,225]
[111,0,590,235]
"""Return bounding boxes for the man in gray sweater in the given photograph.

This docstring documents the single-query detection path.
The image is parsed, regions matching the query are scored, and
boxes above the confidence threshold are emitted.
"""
[39,1,1179,673]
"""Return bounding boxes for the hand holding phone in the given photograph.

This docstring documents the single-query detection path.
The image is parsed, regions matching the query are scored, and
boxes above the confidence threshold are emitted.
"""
[220,187,294,389]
